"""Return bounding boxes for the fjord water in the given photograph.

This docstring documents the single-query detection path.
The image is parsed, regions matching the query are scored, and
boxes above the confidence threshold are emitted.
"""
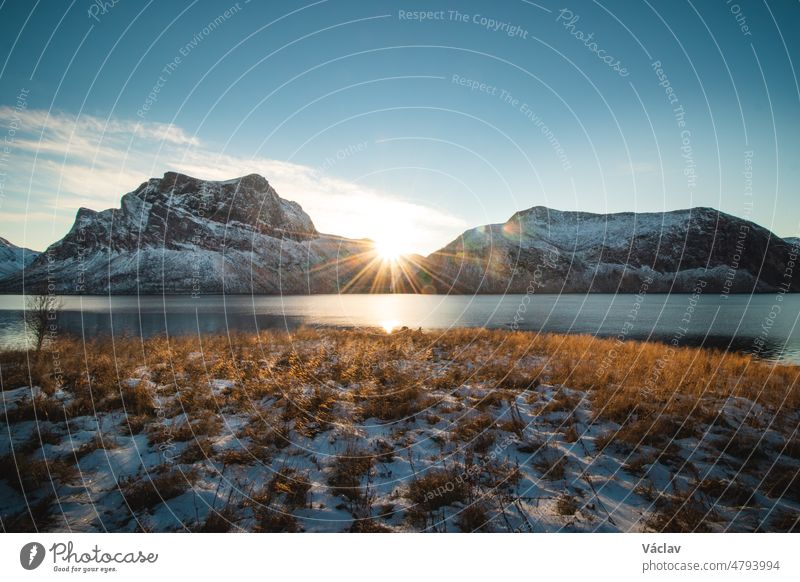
[0,293,798,363]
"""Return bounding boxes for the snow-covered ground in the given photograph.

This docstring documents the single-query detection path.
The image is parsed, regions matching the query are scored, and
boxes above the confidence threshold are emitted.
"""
[1,330,798,532]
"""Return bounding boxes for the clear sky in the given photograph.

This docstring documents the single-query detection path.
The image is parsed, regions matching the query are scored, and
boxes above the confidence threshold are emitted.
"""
[0,0,798,255]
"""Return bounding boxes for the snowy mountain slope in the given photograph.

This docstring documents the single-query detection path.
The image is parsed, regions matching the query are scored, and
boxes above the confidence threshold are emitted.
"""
[1,173,797,295]
[0,237,39,279]
[0,172,383,294]
[421,206,800,294]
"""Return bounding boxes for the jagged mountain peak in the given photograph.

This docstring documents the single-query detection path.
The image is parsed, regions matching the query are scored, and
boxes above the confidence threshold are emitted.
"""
[58,172,318,256]
[0,172,369,294]
[151,171,271,193]
[125,171,292,218]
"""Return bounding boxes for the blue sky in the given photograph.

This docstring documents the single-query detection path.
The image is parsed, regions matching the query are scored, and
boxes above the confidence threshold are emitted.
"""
[0,0,798,255]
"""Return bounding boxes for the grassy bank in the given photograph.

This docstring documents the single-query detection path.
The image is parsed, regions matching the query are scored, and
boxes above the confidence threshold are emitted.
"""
[1,328,798,532]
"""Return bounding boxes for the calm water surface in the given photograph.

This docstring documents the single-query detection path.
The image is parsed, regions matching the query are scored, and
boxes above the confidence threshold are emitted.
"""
[0,294,798,363]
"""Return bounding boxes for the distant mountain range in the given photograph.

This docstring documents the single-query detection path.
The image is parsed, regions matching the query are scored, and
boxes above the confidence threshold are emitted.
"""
[0,237,39,279]
[426,205,799,294]
[1,172,797,295]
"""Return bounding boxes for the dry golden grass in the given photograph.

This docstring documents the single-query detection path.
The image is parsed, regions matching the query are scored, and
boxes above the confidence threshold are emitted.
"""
[267,467,312,509]
[177,437,214,464]
[430,328,800,409]
[4,328,796,421]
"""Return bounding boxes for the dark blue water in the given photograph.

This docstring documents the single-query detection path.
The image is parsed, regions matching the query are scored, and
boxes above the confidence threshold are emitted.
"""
[0,293,798,363]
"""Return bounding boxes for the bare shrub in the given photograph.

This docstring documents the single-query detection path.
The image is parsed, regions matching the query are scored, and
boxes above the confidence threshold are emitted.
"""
[25,294,62,352]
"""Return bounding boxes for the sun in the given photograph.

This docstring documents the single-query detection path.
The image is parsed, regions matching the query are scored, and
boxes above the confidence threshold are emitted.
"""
[373,234,406,262]
[380,319,400,334]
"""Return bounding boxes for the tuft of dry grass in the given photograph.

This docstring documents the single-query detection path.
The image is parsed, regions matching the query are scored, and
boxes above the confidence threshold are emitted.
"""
[532,448,568,481]
[268,467,312,509]
[450,413,496,454]
[253,508,299,533]
[647,489,715,533]
[1,496,58,532]
[73,434,118,462]
[456,502,492,532]
[0,452,76,494]
[357,378,427,422]
[556,493,579,516]
[327,442,374,503]
[177,437,214,464]
[406,466,470,513]
[760,464,800,503]
[696,478,757,508]
[197,505,240,533]
[119,466,193,513]
[246,468,311,533]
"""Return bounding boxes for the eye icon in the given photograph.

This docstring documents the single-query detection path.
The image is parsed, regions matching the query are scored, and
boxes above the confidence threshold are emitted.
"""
[20,542,46,570]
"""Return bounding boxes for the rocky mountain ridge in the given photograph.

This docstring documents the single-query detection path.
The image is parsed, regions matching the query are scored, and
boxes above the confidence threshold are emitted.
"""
[424,205,800,293]
[1,172,797,295]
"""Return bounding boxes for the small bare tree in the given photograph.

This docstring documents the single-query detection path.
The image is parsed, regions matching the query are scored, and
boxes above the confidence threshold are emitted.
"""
[25,292,62,352]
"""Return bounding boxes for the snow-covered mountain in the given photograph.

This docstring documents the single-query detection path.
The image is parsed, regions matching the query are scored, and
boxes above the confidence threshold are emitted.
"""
[421,206,800,293]
[0,172,382,294]
[0,237,39,279]
[1,174,797,295]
